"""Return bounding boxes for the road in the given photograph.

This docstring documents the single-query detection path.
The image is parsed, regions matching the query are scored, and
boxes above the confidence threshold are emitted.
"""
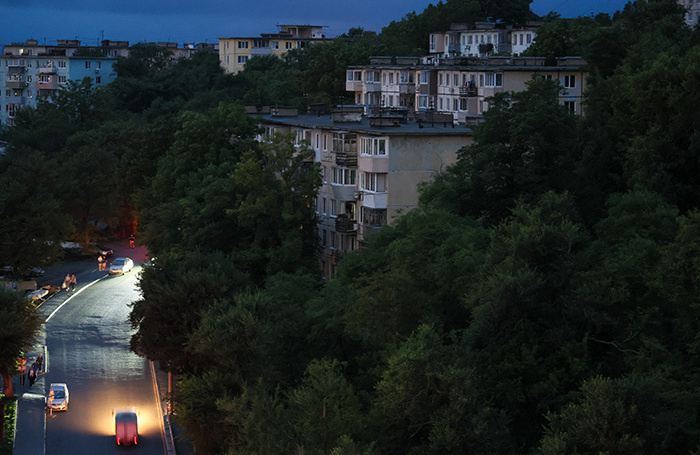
[39,249,165,454]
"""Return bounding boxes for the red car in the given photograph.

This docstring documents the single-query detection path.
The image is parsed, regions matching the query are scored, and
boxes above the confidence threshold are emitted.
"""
[115,409,139,446]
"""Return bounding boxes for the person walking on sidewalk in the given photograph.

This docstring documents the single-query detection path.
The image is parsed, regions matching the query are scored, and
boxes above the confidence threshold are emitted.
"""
[98,254,105,272]
[62,274,71,291]
[69,274,77,291]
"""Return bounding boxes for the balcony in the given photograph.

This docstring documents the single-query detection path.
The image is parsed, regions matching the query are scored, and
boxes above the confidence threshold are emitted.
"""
[36,78,58,90]
[362,192,387,209]
[6,80,27,89]
[335,215,358,233]
[346,80,362,92]
[363,81,381,92]
[398,83,416,94]
[39,66,57,74]
[335,151,357,167]
[459,86,478,97]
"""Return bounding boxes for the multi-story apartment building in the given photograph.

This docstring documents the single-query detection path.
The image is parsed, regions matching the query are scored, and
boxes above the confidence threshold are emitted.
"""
[0,51,118,126]
[680,0,700,26]
[219,24,332,74]
[347,55,587,124]
[429,21,540,58]
[251,106,473,279]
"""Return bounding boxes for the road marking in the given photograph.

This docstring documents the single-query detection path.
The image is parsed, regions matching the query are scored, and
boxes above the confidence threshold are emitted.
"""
[44,275,110,323]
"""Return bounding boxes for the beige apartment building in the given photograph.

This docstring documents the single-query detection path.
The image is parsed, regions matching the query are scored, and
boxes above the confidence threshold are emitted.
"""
[219,24,331,74]
[251,106,473,279]
[347,55,587,124]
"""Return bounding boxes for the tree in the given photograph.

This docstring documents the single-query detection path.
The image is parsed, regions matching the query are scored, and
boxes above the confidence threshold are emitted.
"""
[0,145,74,271]
[420,78,579,225]
[0,289,42,439]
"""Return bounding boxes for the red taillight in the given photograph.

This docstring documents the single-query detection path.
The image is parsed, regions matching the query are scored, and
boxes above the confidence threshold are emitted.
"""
[134,436,138,445]
[116,437,121,445]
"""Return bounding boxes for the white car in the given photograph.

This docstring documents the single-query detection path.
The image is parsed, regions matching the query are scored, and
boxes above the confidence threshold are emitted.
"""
[47,383,69,411]
[109,257,134,275]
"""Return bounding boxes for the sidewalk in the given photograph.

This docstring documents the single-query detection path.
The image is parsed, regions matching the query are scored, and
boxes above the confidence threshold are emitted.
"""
[11,242,192,454]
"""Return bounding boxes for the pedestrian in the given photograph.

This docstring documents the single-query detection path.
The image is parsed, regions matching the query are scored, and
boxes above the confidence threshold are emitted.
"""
[62,274,71,290]
[36,354,43,373]
[69,274,76,291]
[98,254,105,271]
[129,234,135,249]
[28,366,36,386]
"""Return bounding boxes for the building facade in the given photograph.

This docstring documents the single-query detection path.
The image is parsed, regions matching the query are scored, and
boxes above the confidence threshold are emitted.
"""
[253,107,473,279]
[346,55,587,124]
[680,0,700,26]
[429,21,540,59]
[0,52,118,126]
[219,24,332,74]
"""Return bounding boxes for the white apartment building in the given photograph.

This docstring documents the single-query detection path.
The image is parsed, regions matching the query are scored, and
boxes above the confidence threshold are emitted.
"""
[429,21,540,58]
[347,55,587,125]
[251,106,473,279]
[0,52,118,126]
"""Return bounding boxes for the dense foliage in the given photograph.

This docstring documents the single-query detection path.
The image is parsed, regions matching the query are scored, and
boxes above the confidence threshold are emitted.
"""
[3,0,700,453]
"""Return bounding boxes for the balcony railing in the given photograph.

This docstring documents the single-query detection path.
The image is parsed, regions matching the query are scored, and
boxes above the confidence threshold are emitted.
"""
[459,86,478,97]
[335,151,357,167]
[335,215,357,233]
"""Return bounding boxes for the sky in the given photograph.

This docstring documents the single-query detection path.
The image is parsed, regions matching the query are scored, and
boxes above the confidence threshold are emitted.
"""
[0,0,631,47]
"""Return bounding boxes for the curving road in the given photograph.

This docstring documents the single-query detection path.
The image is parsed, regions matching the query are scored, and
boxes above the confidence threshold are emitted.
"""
[39,248,165,454]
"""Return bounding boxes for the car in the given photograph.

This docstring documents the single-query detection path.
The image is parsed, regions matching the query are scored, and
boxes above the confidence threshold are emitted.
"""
[47,383,69,411]
[109,257,134,275]
[94,244,114,258]
[115,409,139,446]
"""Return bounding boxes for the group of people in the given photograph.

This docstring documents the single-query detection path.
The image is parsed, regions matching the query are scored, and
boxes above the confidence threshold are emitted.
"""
[97,254,108,271]
[62,274,76,291]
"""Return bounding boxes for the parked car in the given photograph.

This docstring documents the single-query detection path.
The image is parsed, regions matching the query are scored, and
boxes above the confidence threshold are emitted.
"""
[47,383,69,411]
[109,257,134,275]
[94,244,114,258]
[115,409,139,446]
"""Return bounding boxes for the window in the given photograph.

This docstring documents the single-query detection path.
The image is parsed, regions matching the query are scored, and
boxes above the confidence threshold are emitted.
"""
[333,168,356,185]
[495,73,503,86]
[238,41,249,49]
[420,71,429,84]
[96,76,101,84]
[454,74,459,86]
[484,72,495,87]
[285,41,293,49]
[347,70,362,81]
[85,61,91,69]
[58,61,66,68]
[97,61,102,69]
[238,56,248,64]
[365,71,380,82]
[58,76,67,83]
[361,137,387,155]
[361,172,387,192]
[564,101,576,114]
[564,75,576,88]
[459,98,468,111]
[323,134,327,151]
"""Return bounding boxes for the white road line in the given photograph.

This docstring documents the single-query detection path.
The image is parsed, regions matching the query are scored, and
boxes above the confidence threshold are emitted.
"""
[44,275,110,323]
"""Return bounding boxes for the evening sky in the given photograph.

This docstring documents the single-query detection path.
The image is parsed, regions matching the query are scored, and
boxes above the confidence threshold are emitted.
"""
[0,0,631,46]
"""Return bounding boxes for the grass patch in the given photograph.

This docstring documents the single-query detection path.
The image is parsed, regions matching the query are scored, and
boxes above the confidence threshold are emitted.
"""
[0,396,17,455]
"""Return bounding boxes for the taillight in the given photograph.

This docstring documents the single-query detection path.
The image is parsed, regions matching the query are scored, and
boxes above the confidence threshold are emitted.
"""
[134,436,138,445]
[116,437,121,445]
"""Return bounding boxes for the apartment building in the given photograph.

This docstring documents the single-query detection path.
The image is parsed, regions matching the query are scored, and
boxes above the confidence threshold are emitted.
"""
[219,24,332,74]
[347,55,587,125]
[429,21,540,59]
[251,106,473,279]
[0,52,118,126]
